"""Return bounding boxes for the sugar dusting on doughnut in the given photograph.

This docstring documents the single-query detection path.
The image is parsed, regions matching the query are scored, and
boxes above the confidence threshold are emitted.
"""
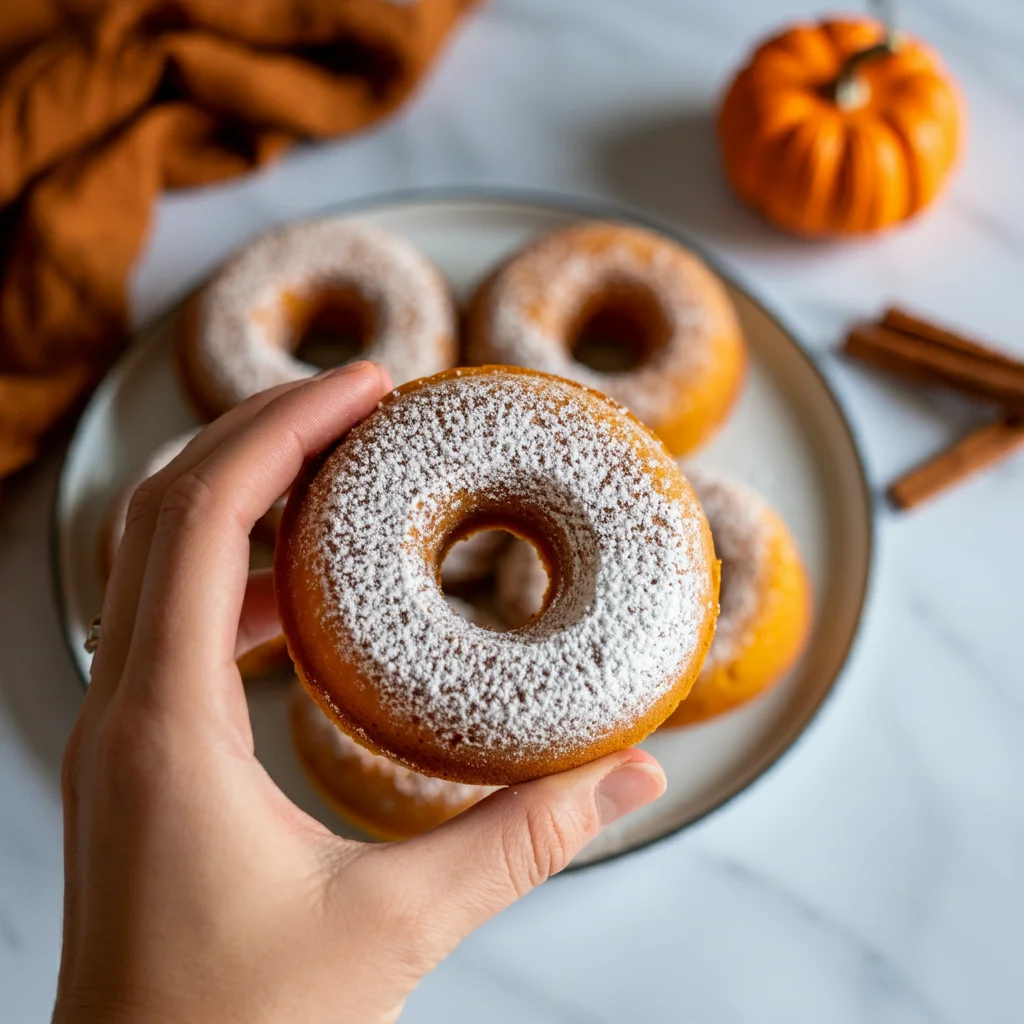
[293,684,496,809]
[294,369,714,762]
[685,469,769,670]
[473,223,738,426]
[190,219,455,409]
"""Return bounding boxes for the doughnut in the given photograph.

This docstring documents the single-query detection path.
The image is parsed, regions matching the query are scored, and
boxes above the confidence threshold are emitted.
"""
[662,470,812,727]
[275,365,720,785]
[466,221,746,455]
[289,682,497,841]
[99,431,291,680]
[178,219,458,419]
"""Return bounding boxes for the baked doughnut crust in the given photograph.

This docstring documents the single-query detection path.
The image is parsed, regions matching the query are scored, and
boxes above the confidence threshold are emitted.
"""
[662,471,812,727]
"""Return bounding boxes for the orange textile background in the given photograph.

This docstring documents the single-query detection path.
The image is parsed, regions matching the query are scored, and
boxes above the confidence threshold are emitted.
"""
[0,0,474,480]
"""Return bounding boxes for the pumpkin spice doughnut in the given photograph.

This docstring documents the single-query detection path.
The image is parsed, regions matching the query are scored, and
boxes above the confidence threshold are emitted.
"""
[466,222,746,455]
[662,470,812,727]
[275,366,720,785]
[178,219,458,419]
[289,682,497,841]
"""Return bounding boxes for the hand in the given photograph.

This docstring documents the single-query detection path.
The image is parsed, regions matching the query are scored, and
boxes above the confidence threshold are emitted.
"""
[54,362,667,1024]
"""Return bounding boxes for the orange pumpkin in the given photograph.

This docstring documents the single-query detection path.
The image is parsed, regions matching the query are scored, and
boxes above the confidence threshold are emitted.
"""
[717,18,963,237]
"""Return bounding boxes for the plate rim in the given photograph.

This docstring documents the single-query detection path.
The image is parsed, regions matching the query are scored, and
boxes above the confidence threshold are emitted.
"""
[51,185,877,870]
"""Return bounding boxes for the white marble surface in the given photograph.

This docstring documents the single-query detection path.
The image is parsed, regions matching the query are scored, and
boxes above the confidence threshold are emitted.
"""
[2,0,1023,1020]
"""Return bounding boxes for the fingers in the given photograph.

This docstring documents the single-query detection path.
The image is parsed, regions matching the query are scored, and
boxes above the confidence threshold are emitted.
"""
[374,749,666,964]
[88,376,321,706]
[120,362,390,716]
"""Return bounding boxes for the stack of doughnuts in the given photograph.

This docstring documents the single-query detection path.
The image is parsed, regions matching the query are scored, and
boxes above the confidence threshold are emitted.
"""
[98,213,812,840]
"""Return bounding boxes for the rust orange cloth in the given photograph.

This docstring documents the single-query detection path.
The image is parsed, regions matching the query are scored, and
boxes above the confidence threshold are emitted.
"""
[0,0,474,480]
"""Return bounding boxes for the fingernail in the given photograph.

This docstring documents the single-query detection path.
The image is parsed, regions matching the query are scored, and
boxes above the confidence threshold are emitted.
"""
[595,761,666,827]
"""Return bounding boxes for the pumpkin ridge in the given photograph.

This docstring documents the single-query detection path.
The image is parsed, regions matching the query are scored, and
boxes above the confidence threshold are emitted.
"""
[715,14,963,236]
[876,108,922,218]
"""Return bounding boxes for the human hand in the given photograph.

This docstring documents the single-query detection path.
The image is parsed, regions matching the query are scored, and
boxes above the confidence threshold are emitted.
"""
[54,362,667,1024]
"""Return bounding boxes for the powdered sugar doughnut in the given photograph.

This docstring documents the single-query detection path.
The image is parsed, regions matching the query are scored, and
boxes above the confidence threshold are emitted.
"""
[276,366,719,785]
[289,682,497,841]
[467,222,746,455]
[662,470,812,727]
[178,219,458,419]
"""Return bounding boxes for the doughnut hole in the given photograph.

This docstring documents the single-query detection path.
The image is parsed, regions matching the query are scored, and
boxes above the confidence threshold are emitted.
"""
[439,528,514,593]
[495,538,550,629]
[440,528,550,631]
[427,493,596,634]
[568,278,671,373]
[440,521,553,632]
[285,285,378,369]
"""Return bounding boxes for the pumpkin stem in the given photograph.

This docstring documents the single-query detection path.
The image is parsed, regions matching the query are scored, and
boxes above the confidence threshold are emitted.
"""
[832,0,900,110]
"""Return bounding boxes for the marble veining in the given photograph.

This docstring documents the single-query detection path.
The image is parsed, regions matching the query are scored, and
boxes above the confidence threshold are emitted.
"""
[691,850,951,1024]
[3,1,1024,1021]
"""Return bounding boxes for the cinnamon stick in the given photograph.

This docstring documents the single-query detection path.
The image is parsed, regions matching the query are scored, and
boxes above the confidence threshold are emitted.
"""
[844,324,1024,413]
[888,418,1024,510]
[881,307,1023,368]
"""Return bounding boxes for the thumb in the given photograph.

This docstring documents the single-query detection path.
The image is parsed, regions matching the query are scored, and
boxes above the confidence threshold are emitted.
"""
[383,748,665,955]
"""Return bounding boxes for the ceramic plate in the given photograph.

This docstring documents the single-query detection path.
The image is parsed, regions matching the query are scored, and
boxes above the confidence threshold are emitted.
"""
[54,192,873,868]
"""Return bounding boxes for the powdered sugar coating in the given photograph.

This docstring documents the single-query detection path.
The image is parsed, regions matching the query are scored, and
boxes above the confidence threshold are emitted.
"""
[293,369,714,765]
[685,469,770,670]
[291,684,496,809]
[469,222,737,425]
[189,219,456,409]
[497,468,773,673]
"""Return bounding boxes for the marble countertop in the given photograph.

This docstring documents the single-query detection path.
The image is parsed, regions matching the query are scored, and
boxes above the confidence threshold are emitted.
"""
[3,1,1023,1020]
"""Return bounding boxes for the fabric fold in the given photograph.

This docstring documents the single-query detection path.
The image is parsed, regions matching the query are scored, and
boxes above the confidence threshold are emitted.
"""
[0,0,474,481]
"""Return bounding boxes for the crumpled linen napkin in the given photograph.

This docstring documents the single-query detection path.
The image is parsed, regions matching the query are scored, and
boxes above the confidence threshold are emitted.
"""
[0,0,474,480]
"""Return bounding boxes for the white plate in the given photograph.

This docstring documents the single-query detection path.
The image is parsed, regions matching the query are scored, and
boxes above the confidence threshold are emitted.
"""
[54,192,873,868]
